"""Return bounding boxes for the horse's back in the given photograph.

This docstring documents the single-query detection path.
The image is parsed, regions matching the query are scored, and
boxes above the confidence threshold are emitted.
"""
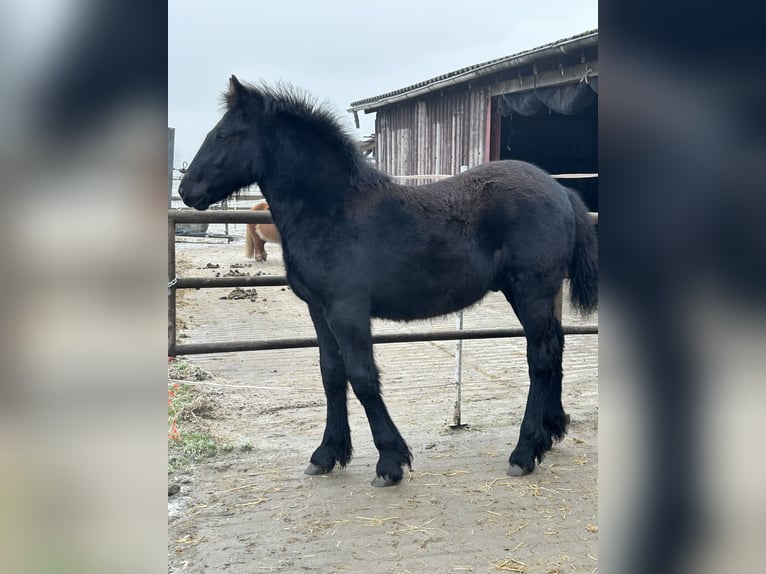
[459,160,566,201]
[397,160,568,212]
[403,160,574,249]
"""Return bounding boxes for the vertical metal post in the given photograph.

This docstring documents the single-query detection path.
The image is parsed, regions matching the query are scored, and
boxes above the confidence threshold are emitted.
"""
[168,217,177,355]
[452,310,464,427]
[168,127,175,210]
[168,127,177,355]
[554,284,564,323]
[222,198,229,236]
[451,164,471,428]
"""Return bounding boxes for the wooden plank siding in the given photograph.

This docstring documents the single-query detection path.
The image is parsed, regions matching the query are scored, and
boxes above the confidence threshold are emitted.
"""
[375,88,490,181]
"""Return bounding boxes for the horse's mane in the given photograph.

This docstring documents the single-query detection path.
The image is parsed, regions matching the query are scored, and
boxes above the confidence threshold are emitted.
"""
[222,80,390,188]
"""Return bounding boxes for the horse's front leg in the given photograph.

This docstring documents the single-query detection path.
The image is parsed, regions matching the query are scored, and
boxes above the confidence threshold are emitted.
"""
[322,300,412,486]
[304,304,352,475]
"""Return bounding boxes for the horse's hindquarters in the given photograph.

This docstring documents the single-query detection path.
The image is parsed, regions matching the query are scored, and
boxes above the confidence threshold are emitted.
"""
[255,224,281,244]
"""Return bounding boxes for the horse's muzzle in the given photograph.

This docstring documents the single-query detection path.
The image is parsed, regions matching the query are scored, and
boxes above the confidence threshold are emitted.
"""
[178,181,211,211]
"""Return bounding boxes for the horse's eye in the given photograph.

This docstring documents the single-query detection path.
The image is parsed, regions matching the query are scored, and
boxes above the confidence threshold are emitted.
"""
[216,131,229,141]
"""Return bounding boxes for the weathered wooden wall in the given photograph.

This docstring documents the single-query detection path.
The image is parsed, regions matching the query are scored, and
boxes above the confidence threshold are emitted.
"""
[375,87,490,178]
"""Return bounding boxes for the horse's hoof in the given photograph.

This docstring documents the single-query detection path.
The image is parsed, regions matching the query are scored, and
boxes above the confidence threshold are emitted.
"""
[304,463,332,475]
[371,476,400,487]
[507,464,533,477]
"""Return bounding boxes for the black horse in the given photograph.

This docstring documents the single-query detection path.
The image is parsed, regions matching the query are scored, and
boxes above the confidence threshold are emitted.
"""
[180,76,597,486]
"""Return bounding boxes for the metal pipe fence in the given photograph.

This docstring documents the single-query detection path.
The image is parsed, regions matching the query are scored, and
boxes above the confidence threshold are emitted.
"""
[168,209,598,357]
[168,207,598,426]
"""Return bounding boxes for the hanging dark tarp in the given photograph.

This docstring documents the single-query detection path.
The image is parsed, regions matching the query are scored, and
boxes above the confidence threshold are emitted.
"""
[498,77,598,116]
[498,90,546,116]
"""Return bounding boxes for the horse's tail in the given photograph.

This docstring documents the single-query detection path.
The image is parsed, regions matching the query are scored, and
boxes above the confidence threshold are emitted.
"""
[244,224,255,258]
[566,188,598,315]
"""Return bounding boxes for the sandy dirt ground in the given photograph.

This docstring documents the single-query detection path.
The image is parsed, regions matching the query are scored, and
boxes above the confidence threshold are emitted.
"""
[168,224,598,573]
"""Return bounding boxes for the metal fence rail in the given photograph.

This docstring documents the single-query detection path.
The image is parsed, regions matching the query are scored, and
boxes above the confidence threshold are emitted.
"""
[169,209,598,225]
[173,325,599,356]
[170,210,274,224]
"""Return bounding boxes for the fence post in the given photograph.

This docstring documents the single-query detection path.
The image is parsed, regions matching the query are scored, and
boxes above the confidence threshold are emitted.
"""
[168,127,177,354]
[222,198,229,236]
[168,217,177,354]
[452,310,465,427]
[451,164,470,428]
[168,127,175,210]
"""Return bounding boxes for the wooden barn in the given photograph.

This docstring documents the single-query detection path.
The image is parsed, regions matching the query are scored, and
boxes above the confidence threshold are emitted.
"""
[348,30,598,210]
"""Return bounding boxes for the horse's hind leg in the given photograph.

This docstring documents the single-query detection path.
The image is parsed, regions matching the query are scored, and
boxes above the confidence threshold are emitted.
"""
[322,300,412,486]
[502,281,568,476]
[252,228,268,261]
[245,223,268,261]
[245,224,255,258]
[305,304,353,475]
[253,226,269,260]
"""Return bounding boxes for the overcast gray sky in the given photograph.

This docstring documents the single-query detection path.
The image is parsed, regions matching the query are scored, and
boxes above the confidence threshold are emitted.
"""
[169,0,597,167]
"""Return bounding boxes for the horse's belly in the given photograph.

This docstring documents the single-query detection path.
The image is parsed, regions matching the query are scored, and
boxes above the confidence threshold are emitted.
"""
[370,280,489,321]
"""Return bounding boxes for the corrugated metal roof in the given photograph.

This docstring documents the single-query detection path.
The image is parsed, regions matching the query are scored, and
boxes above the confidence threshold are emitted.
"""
[349,29,597,112]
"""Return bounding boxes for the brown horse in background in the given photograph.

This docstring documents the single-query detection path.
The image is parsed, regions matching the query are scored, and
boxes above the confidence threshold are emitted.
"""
[244,202,281,261]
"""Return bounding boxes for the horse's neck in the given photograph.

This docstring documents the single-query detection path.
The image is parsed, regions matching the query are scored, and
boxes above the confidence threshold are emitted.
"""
[258,127,373,240]
[262,151,349,215]
[258,178,340,244]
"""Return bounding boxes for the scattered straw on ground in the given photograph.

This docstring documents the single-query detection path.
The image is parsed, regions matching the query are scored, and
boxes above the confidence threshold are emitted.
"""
[490,556,527,572]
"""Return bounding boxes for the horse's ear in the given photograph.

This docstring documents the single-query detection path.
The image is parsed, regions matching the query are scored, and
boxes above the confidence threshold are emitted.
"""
[225,75,247,108]
[225,75,266,112]
[229,75,243,93]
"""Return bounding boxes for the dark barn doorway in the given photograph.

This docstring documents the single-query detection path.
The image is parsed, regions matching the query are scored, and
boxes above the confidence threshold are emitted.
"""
[490,81,598,212]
